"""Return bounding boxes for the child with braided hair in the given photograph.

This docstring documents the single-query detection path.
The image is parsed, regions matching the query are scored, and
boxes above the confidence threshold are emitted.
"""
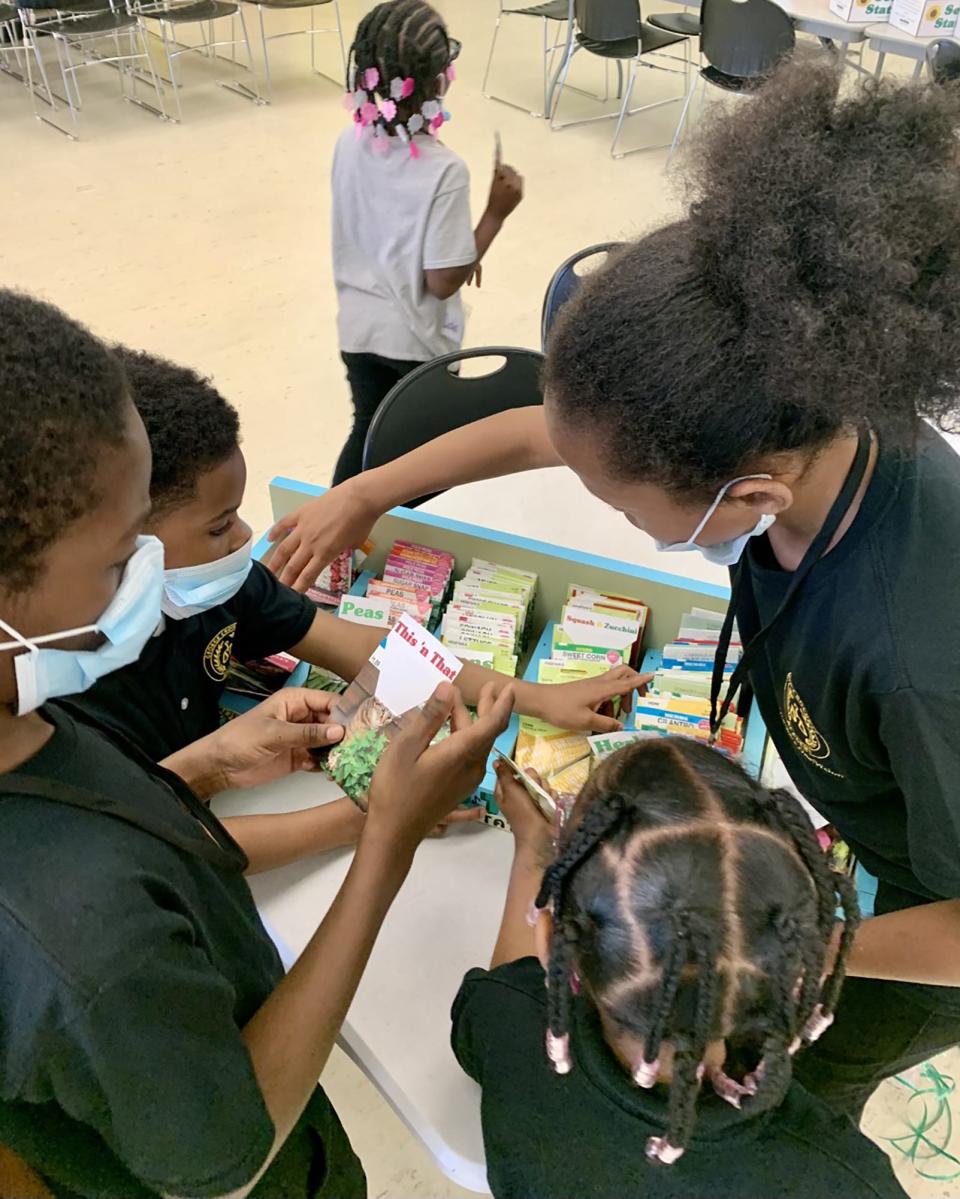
[329,0,523,484]
[452,738,907,1199]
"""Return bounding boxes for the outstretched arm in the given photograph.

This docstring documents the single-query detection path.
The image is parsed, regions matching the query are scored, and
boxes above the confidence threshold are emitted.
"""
[267,406,559,592]
[290,609,644,735]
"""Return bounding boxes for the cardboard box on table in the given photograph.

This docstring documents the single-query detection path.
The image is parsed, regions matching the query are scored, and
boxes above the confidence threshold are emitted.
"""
[829,0,891,22]
[250,478,770,817]
[888,0,957,36]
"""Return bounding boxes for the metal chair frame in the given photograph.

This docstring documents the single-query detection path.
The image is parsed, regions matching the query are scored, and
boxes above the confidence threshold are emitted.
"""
[549,7,690,159]
[241,0,343,103]
[482,0,615,118]
[20,0,166,137]
[135,0,262,120]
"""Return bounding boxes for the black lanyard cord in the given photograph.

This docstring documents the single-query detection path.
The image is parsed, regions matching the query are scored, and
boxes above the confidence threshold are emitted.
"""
[709,431,873,739]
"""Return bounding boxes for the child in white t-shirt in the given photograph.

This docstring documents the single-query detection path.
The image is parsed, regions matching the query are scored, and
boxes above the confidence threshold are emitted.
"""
[330,0,523,485]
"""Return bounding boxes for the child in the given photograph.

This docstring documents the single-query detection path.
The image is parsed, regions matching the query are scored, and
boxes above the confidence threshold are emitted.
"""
[330,0,523,484]
[277,65,960,1122]
[0,288,516,1198]
[452,739,907,1198]
[61,348,640,771]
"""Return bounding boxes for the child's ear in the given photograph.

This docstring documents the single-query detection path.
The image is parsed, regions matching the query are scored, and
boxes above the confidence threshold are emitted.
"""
[534,908,553,969]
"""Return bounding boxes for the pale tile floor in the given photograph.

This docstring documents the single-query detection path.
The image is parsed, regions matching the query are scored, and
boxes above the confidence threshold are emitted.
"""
[4,2,959,1193]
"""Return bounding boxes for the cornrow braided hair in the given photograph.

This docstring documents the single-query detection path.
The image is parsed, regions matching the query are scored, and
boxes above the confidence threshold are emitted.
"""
[534,736,861,1166]
[345,0,454,156]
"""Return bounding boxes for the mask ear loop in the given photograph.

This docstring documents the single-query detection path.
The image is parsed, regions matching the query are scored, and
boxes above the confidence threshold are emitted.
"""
[683,474,774,550]
[0,616,97,653]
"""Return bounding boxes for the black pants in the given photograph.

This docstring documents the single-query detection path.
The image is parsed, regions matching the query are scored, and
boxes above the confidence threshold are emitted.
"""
[333,351,424,486]
[793,884,960,1123]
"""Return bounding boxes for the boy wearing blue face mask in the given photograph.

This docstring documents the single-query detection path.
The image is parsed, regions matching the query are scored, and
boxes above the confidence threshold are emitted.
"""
[62,348,642,773]
[0,288,517,1199]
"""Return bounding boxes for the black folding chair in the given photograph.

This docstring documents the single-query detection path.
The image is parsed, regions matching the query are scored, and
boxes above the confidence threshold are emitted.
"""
[549,0,691,158]
[362,347,544,507]
[927,37,960,83]
[541,242,623,347]
[669,0,799,157]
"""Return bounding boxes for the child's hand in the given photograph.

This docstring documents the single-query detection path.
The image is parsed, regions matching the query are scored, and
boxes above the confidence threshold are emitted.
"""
[531,666,650,734]
[267,483,377,593]
[494,760,554,860]
[163,688,345,797]
[365,682,514,851]
[487,163,524,223]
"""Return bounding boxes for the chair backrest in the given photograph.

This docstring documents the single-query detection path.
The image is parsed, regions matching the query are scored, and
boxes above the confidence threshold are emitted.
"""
[927,38,960,83]
[362,348,544,502]
[541,242,624,348]
[701,0,794,78]
[574,0,640,43]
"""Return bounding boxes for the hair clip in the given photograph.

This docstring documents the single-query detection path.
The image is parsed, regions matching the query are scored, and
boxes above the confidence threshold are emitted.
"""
[802,1004,834,1045]
[407,113,424,134]
[708,1067,756,1109]
[546,1030,572,1075]
[363,67,379,89]
[445,62,456,82]
[742,1059,766,1092]
[359,101,378,127]
[645,1136,684,1165]
[408,139,420,160]
[632,1057,660,1089]
[380,98,397,122]
[421,99,441,121]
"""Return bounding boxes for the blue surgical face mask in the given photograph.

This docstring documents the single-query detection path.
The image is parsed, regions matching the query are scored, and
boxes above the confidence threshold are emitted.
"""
[161,533,254,620]
[0,535,164,716]
[654,475,776,568]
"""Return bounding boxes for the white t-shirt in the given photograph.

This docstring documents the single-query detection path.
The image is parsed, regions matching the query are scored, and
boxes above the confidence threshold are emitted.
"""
[331,126,478,362]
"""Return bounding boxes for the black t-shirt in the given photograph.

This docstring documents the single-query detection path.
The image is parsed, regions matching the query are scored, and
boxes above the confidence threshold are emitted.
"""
[736,430,960,911]
[0,706,364,1199]
[452,958,906,1199]
[61,562,316,760]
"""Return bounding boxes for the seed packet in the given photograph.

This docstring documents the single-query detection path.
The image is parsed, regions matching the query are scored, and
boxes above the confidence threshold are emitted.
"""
[325,617,463,809]
[337,595,392,628]
[588,729,658,760]
[554,605,643,669]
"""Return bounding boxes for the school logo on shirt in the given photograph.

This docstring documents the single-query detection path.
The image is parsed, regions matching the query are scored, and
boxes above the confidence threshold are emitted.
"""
[203,622,236,681]
[782,673,844,779]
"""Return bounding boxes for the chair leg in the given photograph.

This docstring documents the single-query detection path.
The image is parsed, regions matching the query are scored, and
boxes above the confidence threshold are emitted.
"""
[333,0,345,76]
[548,37,577,128]
[53,34,79,131]
[227,1,261,99]
[668,70,698,161]
[480,1,502,99]
[541,13,548,117]
[257,3,270,102]
[616,58,624,99]
[873,49,885,77]
[131,18,167,117]
[158,17,182,119]
[545,15,573,117]
[610,57,638,158]
[24,17,57,109]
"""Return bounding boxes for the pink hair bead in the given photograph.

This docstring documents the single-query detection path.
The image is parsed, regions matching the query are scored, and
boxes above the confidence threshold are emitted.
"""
[546,1030,572,1074]
[646,1136,685,1165]
[632,1057,660,1089]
